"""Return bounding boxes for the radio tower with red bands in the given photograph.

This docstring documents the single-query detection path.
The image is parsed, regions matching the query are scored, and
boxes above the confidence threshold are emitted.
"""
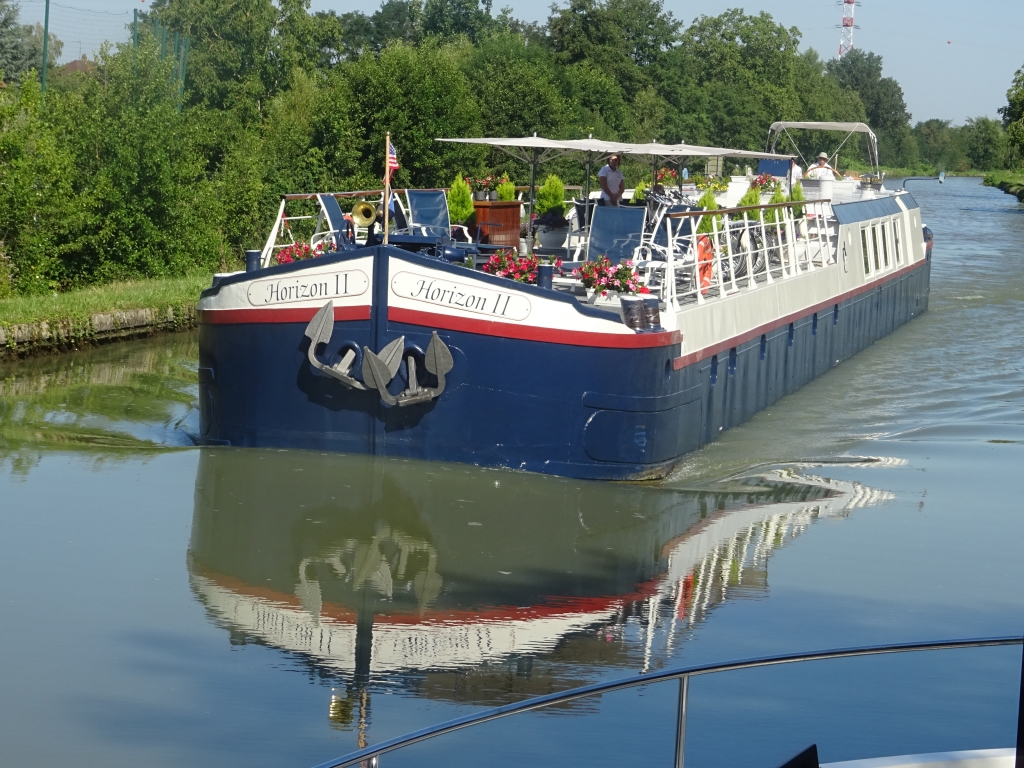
[839,0,857,58]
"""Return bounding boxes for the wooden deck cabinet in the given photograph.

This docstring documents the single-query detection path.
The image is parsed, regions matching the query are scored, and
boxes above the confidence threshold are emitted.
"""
[471,200,522,249]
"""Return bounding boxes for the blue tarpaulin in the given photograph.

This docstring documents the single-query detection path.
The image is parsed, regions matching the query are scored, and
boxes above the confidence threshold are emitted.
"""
[758,159,790,178]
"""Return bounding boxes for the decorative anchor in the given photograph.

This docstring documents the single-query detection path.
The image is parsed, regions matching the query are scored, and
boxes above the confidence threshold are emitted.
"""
[303,301,404,391]
[362,331,453,408]
[304,301,453,407]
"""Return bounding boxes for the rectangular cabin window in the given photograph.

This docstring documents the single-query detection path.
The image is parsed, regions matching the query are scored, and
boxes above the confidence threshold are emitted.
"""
[861,228,871,274]
[880,223,891,268]
[894,225,903,264]
[871,226,881,271]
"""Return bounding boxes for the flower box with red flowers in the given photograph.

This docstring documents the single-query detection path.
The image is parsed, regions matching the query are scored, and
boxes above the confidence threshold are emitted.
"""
[572,256,650,297]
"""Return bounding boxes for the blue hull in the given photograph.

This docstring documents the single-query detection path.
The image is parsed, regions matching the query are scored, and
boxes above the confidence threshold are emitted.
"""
[198,250,931,480]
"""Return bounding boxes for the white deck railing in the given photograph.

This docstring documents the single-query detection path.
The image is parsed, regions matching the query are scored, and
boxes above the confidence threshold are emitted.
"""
[655,199,838,311]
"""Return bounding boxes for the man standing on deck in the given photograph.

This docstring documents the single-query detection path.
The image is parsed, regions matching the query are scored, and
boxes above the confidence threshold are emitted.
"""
[806,152,839,180]
[598,154,625,206]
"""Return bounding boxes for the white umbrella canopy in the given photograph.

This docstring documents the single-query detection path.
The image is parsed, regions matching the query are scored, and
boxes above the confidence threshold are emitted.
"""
[434,136,796,232]
[767,122,880,175]
[436,136,577,165]
[768,121,876,136]
[624,142,794,160]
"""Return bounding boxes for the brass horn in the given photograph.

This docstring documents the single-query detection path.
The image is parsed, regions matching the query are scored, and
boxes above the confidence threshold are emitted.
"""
[350,201,377,228]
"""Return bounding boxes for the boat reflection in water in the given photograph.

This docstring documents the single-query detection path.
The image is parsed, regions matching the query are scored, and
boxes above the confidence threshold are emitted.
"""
[187,449,892,741]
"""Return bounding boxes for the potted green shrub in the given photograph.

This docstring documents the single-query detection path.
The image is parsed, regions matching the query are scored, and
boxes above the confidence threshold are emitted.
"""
[534,175,569,248]
[448,174,474,226]
[737,184,762,209]
[695,189,721,235]
[631,179,650,204]
[763,183,786,225]
[497,174,516,202]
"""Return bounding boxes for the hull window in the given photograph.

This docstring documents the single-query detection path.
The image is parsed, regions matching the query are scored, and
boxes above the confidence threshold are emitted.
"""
[880,223,891,267]
[871,226,881,271]
[861,228,871,274]
[894,225,903,264]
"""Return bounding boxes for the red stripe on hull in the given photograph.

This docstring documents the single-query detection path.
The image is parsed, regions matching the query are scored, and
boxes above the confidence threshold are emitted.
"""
[388,307,682,349]
[671,259,927,370]
[199,306,371,325]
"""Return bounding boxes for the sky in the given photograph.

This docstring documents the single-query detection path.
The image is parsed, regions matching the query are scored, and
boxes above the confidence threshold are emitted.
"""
[15,0,1024,124]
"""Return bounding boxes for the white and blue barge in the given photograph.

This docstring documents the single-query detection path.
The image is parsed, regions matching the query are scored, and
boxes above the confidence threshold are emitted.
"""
[196,184,932,480]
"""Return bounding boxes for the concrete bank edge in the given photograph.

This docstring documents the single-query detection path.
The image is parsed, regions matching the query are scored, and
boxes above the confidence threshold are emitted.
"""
[0,304,198,360]
[991,179,1024,202]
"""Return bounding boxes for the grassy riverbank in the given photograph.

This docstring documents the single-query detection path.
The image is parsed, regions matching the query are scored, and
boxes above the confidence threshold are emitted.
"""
[0,274,211,358]
[983,171,1024,201]
[0,275,210,326]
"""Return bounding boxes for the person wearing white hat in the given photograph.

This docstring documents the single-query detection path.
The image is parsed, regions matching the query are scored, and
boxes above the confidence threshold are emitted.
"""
[806,152,839,180]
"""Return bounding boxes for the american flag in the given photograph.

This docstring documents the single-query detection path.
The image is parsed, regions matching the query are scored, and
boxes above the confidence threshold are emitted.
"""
[385,140,400,183]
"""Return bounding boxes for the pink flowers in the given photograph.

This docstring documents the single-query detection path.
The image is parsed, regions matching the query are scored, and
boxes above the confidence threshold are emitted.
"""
[481,250,561,284]
[656,167,678,183]
[751,172,776,191]
[275,242,327,265]
[573,256,649,296]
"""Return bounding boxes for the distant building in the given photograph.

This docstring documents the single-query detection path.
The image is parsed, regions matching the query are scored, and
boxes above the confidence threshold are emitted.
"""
[61,56,94,75]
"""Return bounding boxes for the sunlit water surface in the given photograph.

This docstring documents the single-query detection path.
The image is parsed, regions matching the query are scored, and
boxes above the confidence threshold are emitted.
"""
[1,178,1022,768]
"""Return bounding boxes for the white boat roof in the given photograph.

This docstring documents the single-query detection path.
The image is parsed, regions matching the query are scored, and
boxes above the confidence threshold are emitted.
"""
[769,121,877,137]
[436,136,578,164]
[625,141,793,160]
[437,136,793,160]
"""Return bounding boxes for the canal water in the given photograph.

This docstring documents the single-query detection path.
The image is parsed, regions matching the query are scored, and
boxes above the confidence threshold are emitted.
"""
[1,178,1022,768]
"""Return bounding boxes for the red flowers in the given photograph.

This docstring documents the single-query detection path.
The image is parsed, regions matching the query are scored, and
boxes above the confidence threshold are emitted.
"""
[751,172,776,191]
[656,167,678,183]
[275,241,328,265]
[573,256,648,296]
[481,249,560,284]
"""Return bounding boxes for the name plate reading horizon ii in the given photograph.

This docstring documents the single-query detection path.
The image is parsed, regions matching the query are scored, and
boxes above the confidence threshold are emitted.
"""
[246,269,369,307]
[391,271,532,321]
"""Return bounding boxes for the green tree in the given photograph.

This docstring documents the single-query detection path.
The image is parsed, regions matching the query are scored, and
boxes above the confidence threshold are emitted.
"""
[0,1,61,83]
[465,33,573,140]
[150,0,278,118]
[826,49,916,166]
[961,117,1005,170]
[913,119,967,171]
[0,0,29,81]
[421,0,493,42]
[1000,64,1024,166]
[548,0,642,93]
[0,74,78,292]
[346,41,484,187]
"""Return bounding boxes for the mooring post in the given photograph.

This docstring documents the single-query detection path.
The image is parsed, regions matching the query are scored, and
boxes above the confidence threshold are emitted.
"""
[1016,638,1022,768]
[133,8,138,50]
[40,0,50,101]
[177,36,190,113]
[674,675,689,768]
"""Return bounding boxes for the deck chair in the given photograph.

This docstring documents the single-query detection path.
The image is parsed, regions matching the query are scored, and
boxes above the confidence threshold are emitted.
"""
[404,189,471,241]
[646,205,696,260]
[585,205,647,263]
[637,206,699,300]
[313,194,356,249]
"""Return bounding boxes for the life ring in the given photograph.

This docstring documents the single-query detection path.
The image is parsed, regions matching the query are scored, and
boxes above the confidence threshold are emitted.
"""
[696,235,714,295]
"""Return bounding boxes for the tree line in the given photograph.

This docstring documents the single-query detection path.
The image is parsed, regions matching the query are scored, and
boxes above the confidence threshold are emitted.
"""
[0,0,1019,297]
